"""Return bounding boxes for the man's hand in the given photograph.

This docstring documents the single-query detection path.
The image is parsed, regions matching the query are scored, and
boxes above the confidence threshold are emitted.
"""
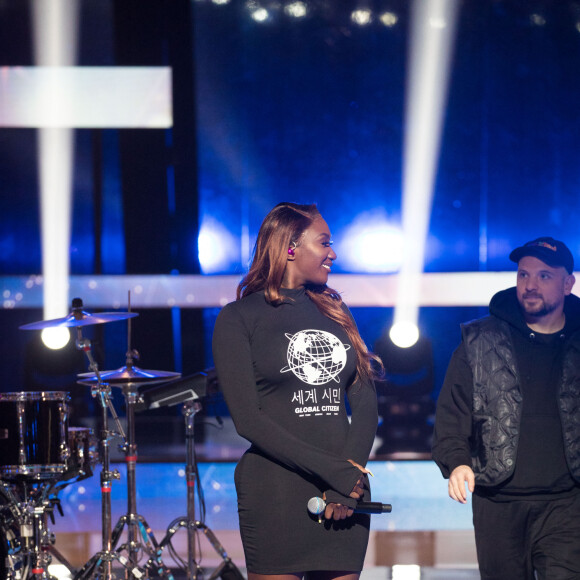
[448,465,475,504]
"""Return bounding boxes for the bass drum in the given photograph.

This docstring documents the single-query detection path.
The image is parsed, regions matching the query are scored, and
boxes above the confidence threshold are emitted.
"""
[0,392,69,480]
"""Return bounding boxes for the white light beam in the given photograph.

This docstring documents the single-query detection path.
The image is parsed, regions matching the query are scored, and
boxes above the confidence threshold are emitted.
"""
[394,0,460,345]
[31,0,79,330]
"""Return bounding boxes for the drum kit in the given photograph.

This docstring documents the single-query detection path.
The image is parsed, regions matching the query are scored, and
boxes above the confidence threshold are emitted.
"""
[0,298,242,580]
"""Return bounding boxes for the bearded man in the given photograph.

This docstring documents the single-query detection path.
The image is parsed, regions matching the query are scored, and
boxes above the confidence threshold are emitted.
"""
[433,236,580,580]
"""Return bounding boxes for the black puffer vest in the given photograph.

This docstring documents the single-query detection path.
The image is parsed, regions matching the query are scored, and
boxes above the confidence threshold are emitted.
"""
[462,316,580,486]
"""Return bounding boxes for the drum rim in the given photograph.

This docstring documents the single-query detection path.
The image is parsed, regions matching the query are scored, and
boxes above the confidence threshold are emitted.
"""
[68,426,94,432]
[0,464,67,477]
[0,391,69,401]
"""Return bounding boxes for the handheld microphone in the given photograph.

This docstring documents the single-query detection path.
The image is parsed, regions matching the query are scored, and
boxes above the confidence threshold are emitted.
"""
[307,496,392,515]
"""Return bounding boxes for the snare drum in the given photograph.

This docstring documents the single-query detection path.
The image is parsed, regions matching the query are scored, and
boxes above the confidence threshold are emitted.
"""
[60,427,99,483]
[0,392,69,480]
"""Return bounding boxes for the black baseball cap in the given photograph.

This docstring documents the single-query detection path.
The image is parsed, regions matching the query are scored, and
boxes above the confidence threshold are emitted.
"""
[509,236,574,274]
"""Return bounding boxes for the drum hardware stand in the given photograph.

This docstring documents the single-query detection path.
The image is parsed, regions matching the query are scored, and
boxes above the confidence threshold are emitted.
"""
[73,330,144,580]
[1,481,76,580]
[37,496,78,578]
[26,499,72,580]
[0,481,29,579]
[107,297,176,579]
[17,298,143,579]
[108,368,175,579]
[76,297,176,580]
[156,401,243,580]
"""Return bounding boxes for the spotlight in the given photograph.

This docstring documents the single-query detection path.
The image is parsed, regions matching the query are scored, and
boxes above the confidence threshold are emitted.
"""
[389,320,419,349]
[285,1,308,18]
[351,9,372,25]
[246,1,270,22]
[380,11,398,27]
[339,215,403,273]
[251,7,269,22]
[198,217,239,274]
[41,327,71,350]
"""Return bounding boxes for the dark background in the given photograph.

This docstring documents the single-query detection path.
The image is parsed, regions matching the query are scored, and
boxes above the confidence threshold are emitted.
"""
[1,0,579,456]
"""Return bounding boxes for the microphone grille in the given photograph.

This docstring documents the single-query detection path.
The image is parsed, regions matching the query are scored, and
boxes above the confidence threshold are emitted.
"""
[307,496,325,515]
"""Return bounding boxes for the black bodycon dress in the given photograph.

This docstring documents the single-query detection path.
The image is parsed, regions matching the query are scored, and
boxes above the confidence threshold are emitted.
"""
[212,287,378,573]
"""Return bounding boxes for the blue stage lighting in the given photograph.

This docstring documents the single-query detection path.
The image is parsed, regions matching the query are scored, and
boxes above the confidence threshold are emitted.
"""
[198,218,239,274]
[338,216,403,273]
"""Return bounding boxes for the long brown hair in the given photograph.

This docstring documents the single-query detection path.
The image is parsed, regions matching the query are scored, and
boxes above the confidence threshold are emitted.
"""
[238,202,383,383]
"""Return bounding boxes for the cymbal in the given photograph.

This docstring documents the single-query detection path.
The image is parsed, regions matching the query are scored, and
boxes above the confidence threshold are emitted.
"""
[78,365,181,386]
[20,311,138,330]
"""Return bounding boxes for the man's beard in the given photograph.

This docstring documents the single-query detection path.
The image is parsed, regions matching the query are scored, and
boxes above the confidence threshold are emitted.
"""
[520,293,559,318]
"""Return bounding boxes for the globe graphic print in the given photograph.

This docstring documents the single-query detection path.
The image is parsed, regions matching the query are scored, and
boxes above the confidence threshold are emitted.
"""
[281,329,350,385]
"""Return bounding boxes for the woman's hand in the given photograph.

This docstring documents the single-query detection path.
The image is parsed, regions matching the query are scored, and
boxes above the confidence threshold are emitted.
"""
[322,492,354,520]
[349,474,365,500]
[322,460,371,520]
[347,459,372,499]
[347,459,372,476]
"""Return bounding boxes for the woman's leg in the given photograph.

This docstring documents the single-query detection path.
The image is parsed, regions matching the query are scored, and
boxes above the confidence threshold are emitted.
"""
[247,570,360,580]
[307,571,360,580]
[248,574,303,580]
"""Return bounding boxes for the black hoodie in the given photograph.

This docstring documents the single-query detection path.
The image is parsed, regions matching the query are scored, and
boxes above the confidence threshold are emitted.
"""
[433,287,580,500]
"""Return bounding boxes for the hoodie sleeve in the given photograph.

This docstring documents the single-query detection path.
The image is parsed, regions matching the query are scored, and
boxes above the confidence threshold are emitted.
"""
[431,341,474,478]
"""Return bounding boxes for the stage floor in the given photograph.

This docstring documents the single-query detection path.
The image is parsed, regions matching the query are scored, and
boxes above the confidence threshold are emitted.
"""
[25,459,479,578]
[2,418,479,578]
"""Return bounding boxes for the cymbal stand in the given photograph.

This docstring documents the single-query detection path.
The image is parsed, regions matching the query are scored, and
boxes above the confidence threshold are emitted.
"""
[156,402,242,580]
[102,298,174,578]
[109,381,174,578]
[74,331,141,580]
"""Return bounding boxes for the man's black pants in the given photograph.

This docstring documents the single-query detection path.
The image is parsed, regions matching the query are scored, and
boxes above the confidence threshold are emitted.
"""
[472,492,580,580]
